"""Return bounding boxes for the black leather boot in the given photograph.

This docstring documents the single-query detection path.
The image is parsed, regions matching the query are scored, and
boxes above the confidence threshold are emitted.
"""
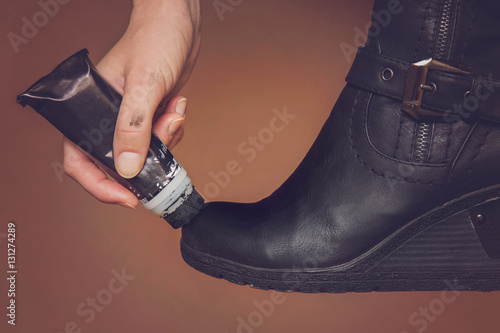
[181,0,500,292]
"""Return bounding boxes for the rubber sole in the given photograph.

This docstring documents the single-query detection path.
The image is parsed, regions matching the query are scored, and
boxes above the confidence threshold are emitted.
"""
[181,187,500,293]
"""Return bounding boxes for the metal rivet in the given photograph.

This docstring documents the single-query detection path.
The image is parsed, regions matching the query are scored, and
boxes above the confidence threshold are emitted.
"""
[381,68,394,81]
[475,214,485,224]
[421,82,437,95]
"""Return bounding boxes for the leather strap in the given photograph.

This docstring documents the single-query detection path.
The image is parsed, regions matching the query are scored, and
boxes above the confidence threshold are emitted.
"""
[345,47,500,124]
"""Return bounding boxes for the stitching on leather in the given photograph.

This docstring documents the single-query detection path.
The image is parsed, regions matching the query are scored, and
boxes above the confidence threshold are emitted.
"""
[445,123,453,162]
[478,115,500,123]
[346,82,402,100]
[429,2,440,57]
[430,72,471,82]
[426,123,436,162]
[394,111,404,158]
[477,82,484,119]
[361,93,446,168]
[414,4,430,61]
[349,90,443,185]
[358,49,410,67]
[462,0,476,63]
[449,0,459,59]
[363,95,446,166]
[347,77,473,115]
[462,127,492,192]
[347,72,473,104]
[449,0,460,59]
[373,54,409,67]
[410,120,417,164]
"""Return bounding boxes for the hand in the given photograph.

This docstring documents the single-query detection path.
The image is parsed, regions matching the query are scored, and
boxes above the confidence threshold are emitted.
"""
[62,0,201,208]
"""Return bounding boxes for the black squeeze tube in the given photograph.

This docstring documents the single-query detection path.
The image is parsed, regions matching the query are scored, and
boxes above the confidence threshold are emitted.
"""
[16,49,204,228]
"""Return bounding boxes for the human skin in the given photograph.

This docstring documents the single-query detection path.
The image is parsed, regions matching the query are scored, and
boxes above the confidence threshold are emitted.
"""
[62,0,201,208]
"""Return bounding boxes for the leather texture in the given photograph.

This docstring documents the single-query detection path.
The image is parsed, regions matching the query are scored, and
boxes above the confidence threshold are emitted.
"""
[182,0,500,270]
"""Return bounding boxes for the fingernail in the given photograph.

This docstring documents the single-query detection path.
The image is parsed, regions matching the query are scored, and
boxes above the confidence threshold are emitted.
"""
[175,98,187,116]
[116,152,142,178]
[168,118,184,135]
[119,202,136,209]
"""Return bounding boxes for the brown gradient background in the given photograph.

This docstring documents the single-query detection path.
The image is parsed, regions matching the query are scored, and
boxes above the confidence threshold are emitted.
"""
[1,0,499,332]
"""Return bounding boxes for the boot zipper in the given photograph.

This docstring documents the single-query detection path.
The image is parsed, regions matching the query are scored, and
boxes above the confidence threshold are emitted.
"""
[414,0,454,162]
[434,0,454,59]
[414,123,432,162]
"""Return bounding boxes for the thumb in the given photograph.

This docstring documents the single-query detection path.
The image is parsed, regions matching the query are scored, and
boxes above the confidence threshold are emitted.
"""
[113,67,166,178]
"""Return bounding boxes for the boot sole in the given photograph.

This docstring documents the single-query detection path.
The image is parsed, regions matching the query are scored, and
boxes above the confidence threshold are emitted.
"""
[181,186,500,293]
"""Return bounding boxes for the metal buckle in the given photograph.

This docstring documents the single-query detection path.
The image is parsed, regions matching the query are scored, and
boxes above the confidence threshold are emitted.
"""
[402,58,470,120]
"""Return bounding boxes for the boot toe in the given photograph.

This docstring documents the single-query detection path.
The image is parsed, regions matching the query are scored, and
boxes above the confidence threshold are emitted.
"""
[181,201,264,266]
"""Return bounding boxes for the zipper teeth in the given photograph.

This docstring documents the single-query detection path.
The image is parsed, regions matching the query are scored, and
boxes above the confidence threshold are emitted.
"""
[435,0,454,59]
[414,0,454,163]
[414,123,432,162]
[414,122,431,162]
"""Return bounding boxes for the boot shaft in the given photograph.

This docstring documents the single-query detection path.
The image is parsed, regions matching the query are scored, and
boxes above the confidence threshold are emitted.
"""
[345,0,500,197]
[367,0,500,77]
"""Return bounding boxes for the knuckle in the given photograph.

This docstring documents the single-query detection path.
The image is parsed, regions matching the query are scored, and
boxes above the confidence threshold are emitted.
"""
[114,126,146,149]
[115,124,144,135]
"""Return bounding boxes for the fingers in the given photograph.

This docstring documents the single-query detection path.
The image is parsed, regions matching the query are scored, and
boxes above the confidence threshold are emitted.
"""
[61,91,187,210]
[62,137,139,208]
[153,96,187,150]
[113,66,166,179]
